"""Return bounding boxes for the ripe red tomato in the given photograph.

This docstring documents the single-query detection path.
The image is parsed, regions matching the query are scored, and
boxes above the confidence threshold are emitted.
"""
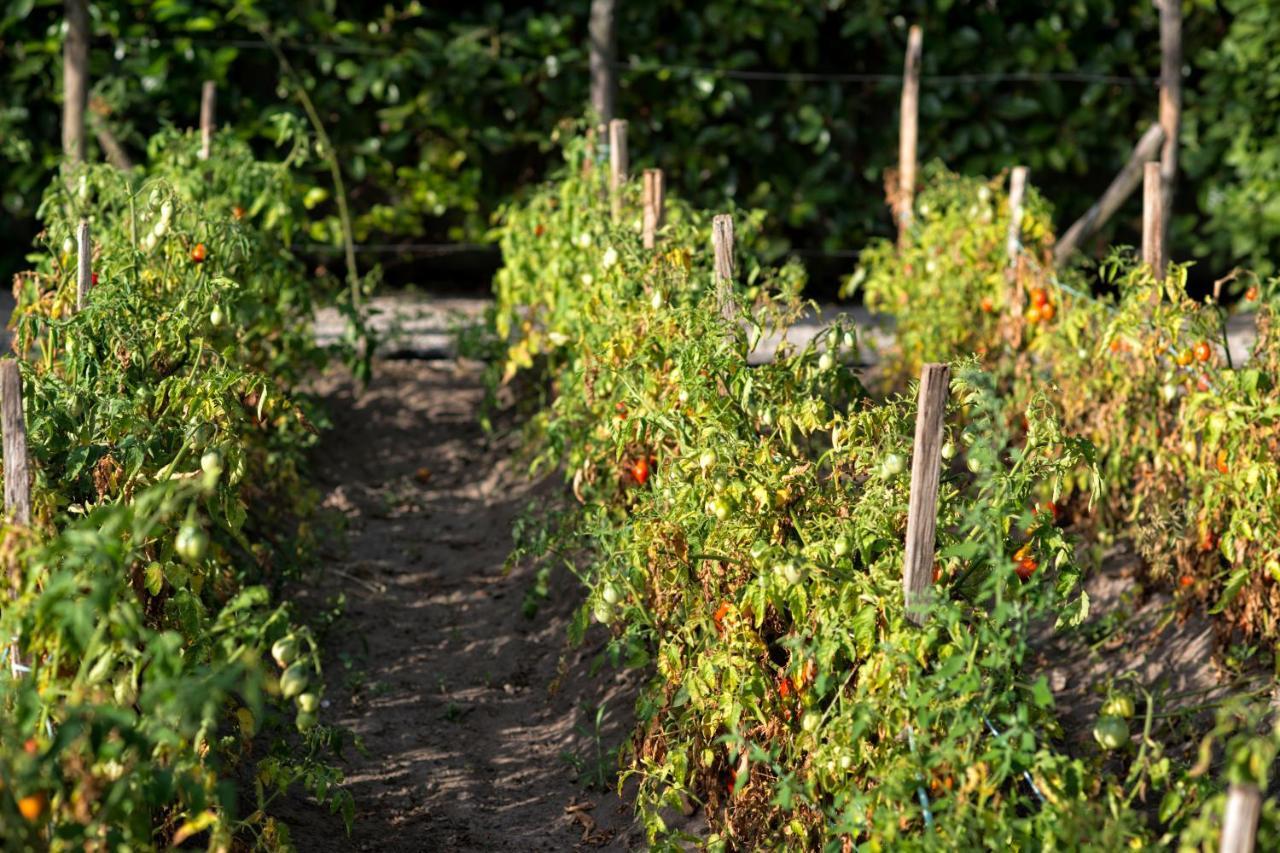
[713,601,730,632]
[1030,288,1049,308]
[630,457,650,485]
[534,223,545,237]
[90,272,99,285]
[1035,501,1062,525]
[1179,575,1195,588]
[614,402,627,420]
[190,243,208,263]
[1015,556,1038,581]
[1193,341,1211,363]
[1196,373,1211,393]
[980,296,994,313]
[1246,286,1259,301]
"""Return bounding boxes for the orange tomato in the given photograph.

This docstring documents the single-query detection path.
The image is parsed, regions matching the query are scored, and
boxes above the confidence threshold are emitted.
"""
[980,296,994,313]
[1193,341,1212,363]
[190,243,208,263]
[1039,303,1055,322]
[18,792,46,822]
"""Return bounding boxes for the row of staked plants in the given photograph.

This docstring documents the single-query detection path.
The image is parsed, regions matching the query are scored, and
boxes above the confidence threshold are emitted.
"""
[0,123,359,848]
[487,125,1280,848]
[854,163,1280,648]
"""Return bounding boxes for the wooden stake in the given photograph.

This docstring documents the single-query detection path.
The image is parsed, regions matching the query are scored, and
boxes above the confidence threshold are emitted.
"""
[1143,161,1165,281]
[642,168,665,250]
[897,25,923,247]
[712,214,737,321]
[903,363,950,626]
[1,360,30,527]
[200,80,217,161]
[588,0,618,124]
[1220,783,1260,853]
[1006,167,1029,270]
[609,119,628,221]
[76,219,92,312]
[63,0,90,164]
[1158,0,1182,254]
[1054,122,1165,264]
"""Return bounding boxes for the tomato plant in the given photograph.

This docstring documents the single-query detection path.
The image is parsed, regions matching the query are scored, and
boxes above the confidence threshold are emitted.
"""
[486,130,1271,847]
[0,125,362,848]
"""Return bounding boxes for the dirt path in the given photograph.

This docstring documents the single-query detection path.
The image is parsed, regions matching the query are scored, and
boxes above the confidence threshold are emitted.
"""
[275,359,647,851]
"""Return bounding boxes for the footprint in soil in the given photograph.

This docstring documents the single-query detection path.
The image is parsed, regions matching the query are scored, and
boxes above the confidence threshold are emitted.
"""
[266,360,686,852]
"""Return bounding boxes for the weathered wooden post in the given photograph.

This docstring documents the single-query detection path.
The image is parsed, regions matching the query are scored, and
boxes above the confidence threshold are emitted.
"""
[1005,167,1028,271]
[642,168,665,249]
[1,360,30,527]
[1143,161,1165,283]
[712,214,736,322]
[1054,123,1164,264]
[609,118,628,222]
[1158,0,1181,255]
[903,363,950,626]
[200,80,217,161]
[1220,783,1260,853]
[63,0,90,164]
[897,24,923,247]
[76,219,92,311]
[1002,167,1030,340]
[588,0,618,124]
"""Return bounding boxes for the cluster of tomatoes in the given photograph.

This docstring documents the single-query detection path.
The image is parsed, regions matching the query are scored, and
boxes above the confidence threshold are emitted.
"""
[1024,287,1055,324]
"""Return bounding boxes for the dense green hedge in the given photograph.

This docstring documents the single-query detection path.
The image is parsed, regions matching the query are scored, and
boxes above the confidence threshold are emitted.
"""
[0,1,1273,284]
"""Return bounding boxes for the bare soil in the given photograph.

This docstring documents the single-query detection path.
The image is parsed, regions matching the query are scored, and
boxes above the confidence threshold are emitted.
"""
[273,359,649,851]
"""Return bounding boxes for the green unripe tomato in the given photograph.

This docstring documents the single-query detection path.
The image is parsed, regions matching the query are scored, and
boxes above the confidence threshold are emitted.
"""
[210,305,225,327]
[833,536,851,558]
[881,453,905,478]
[940,440,956,461]
[601,583,621,606]
[1093,715,1129,751]
[1101,694,1136,719]
[818,352,835,372]
[592,600,614,624]
[708,496,733,521]
[801,711,821,733]
[201,450,223,479]
[280,662,309,699]
[297,692,320,714]
[175,522,208,563]
[966,456,982,474]
[272,635,300,669]
[295,710,318,732]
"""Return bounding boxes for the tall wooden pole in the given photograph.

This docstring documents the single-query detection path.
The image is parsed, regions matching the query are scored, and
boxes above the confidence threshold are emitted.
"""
[588,0,618,124]
[903,363,950,626]
[1143,161,1165,283]
[1054,123,1164,265]
[76,219,92,311]
[63,0,90,164]
[1220,783,1260,853]
[200,81,217,161]
[608,118,628,221]
[1158,0,1182,256]
[897,25,923,247]
[712,215,736,322]
[642,168,665,249]
[1,361,30,527]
